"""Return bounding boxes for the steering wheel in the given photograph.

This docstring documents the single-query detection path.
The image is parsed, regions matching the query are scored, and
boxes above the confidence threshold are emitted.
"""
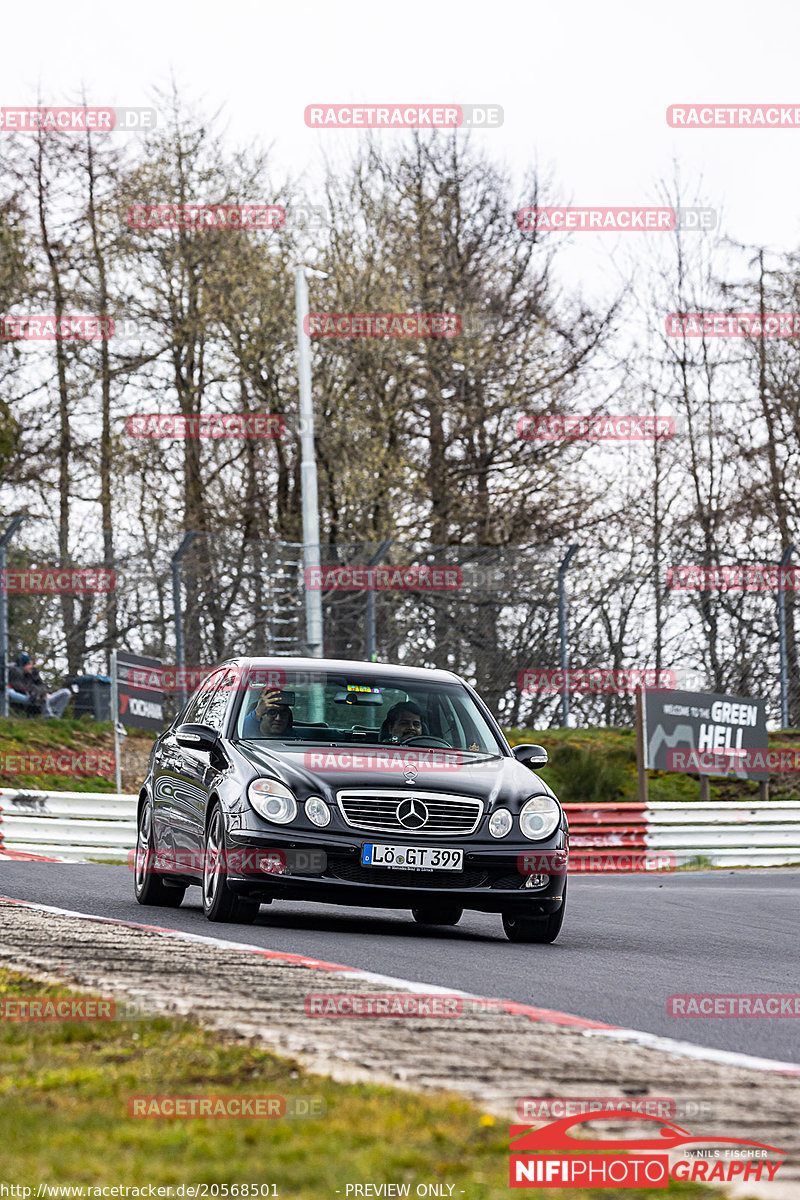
[400,735,452,749]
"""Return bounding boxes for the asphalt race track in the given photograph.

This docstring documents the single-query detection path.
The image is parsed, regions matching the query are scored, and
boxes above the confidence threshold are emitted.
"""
[2,863,798,1065]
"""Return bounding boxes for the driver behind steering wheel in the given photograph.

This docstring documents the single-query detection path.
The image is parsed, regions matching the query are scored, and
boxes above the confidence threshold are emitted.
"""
[380,701,425,743]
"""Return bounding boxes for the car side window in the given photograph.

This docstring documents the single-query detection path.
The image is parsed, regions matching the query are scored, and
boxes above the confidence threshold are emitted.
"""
[183,671,223,726]
[449,695,488,750]
[203,667,237,732]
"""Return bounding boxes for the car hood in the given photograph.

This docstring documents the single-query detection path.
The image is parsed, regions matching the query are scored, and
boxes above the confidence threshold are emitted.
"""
[235,740,556,809]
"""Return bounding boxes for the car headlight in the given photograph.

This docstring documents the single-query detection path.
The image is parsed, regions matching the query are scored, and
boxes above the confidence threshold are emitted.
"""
[488,807,513,838]
[248,778,297,824]
[305,796,331,827]
[519,795,561,840]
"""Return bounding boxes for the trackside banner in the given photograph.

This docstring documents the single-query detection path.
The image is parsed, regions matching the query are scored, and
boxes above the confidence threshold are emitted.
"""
[643,688,768,781]
[116,650,164,732]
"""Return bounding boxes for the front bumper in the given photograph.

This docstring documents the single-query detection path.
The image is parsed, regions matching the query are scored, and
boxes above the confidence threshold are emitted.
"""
[223,827,567,915]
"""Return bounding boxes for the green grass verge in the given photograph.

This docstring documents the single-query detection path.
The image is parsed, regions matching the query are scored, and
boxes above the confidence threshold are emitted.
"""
[0,969,717,1199]
[0,716,154,791]
[3,714,800,809]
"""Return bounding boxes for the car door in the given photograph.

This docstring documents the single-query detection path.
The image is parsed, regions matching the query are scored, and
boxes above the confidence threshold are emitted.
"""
[177,666,238,858]
[152,672,223,866]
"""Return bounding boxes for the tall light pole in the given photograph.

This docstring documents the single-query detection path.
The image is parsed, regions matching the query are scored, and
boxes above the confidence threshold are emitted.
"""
[0,514,29,718]
[171,531,200,710]
[557,545,579,727]
[294,264,327,659]
[365,539,394,662]
[778,544,795,729]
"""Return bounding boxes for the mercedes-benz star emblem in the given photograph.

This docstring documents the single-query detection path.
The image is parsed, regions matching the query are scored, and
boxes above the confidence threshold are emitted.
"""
[403,764,418,785]
[396,796,429,829]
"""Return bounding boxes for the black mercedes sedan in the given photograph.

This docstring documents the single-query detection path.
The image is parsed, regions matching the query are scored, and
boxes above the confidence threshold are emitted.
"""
[133,658,568,942]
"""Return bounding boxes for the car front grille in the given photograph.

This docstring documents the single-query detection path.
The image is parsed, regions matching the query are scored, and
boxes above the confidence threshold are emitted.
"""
[336,789,484,836]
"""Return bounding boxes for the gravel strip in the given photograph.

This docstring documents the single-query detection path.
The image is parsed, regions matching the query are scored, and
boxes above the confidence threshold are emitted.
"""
[1,899,798,1199]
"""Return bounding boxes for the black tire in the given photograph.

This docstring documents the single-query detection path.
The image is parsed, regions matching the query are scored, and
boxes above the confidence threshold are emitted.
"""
[502,880,567,944]
[133,801,186,908]
[411,905,463,926]
[202,805,260,924]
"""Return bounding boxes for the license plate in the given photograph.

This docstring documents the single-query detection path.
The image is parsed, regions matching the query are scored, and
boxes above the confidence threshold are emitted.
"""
[361,843,464,871]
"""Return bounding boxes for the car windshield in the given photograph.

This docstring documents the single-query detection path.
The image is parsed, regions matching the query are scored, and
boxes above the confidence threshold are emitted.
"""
[234,668,506,754]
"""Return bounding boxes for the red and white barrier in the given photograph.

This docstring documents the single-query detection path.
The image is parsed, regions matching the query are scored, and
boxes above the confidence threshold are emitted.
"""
[565,801,800,869]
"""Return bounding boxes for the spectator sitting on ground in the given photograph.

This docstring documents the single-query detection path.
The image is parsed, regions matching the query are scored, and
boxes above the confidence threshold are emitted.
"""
[7,653,72,719]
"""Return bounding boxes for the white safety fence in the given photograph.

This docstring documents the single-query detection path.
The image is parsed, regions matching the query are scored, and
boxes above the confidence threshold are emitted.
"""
[1,791,800,868]
[647,802,800,862]
[0,789,138,861]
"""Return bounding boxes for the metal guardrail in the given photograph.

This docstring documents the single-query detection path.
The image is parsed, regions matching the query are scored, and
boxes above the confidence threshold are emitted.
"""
[567,801,800,867]
[0,789,137,861]
[1,790,800,869]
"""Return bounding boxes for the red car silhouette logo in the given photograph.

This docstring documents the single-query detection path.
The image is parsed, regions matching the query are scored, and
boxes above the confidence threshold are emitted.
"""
[510,1111,785,1156]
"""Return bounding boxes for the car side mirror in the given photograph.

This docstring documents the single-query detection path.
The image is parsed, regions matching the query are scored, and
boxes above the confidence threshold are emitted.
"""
[513,743,548,769]
[176,723,217,751]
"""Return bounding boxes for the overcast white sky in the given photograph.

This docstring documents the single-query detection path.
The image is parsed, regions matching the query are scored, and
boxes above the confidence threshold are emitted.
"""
[3,0,799,272]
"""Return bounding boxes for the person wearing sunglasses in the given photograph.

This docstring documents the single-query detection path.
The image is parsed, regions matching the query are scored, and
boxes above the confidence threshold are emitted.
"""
[241,688,296,739]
